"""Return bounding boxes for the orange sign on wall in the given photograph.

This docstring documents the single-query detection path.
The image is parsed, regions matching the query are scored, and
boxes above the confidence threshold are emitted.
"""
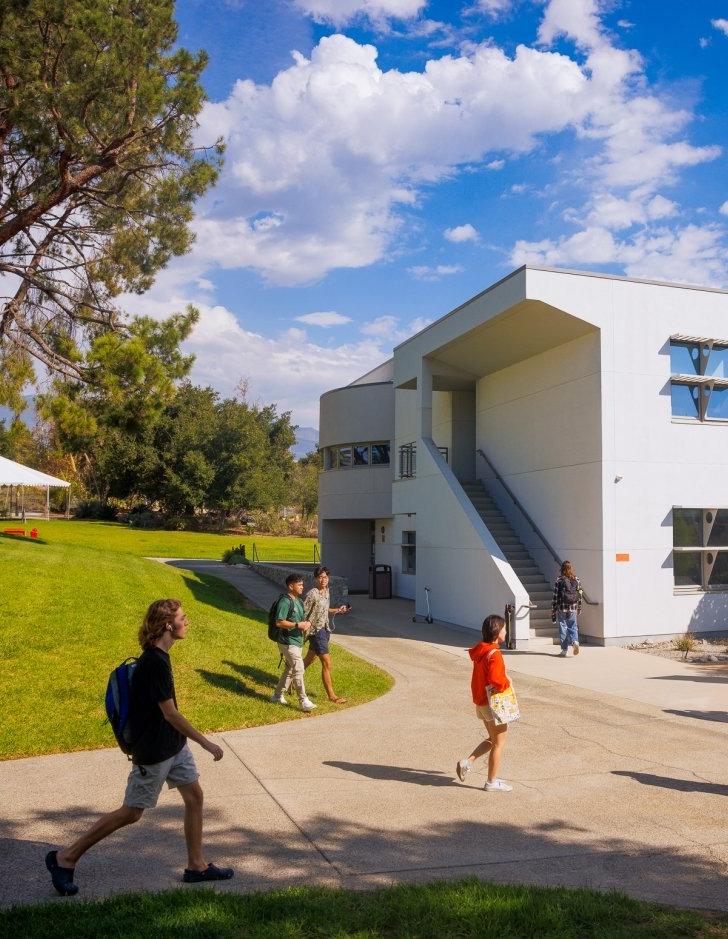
[616,553,630,562]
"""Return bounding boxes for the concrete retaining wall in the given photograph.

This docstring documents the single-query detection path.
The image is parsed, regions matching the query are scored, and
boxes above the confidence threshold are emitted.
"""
[247,561,349,605]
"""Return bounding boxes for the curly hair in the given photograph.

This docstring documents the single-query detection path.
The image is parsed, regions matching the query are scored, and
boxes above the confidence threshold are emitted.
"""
[560,560,576,580]
[138,599,181,651]
[481,614,505,643]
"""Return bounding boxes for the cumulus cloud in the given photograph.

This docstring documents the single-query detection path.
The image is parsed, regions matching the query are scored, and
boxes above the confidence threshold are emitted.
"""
[720,201,728,216]
[293,0,426,27]
[444,223,479,242]
[712,18,728,36]
[486,159,505,170]
[295,311,352,327]
[408,264,464,280]
[191,33,592,285]
[470,0,514,17]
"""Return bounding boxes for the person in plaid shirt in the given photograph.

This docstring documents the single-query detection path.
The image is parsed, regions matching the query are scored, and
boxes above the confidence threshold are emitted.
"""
[552,560,582,657]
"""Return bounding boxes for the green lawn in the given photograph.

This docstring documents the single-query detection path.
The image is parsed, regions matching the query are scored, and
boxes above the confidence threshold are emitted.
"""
[0,518,318,561]
[2,881,725,938]
[0,532,391,760]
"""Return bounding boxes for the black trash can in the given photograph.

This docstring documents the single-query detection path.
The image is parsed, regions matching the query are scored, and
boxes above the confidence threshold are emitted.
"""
[369,564,392,599]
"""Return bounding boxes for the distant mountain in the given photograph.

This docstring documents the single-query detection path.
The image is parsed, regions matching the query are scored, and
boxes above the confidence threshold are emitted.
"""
[292,426,318,459]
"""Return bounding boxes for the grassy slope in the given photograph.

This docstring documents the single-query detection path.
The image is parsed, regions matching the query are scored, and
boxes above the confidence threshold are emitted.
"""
[3,518,318,560]
[0,535,391,760]
[1,881,725,938]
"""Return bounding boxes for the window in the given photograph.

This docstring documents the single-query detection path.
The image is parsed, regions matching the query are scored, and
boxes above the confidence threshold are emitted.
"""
[371,442,390,465]
[670,339,728,422]
[353,444,369,466]
[324,448,336,470]
[673,507,728,591]
[401,530,416,574]
[337,446,352,468]
[399,442,416,478]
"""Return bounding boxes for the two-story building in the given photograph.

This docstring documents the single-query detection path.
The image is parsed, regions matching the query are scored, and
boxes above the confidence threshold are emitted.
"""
[318,266,728,646]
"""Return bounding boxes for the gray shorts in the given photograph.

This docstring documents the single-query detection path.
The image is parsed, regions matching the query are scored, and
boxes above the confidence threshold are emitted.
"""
[123,744,199,809]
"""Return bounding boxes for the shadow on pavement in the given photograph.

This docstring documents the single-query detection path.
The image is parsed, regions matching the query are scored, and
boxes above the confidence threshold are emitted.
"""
[323,761,459,788]
[664,708,728,724]
[646,672,728,684]
[611,771,728,796]
[3,802,727,910]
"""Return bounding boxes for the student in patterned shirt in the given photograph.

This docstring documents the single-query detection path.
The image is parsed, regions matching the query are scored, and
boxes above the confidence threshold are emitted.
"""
[552,560,582,657]
[302,566,349,704]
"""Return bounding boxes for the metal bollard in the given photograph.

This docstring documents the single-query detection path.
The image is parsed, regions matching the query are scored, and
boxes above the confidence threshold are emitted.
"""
[504,603,516,650]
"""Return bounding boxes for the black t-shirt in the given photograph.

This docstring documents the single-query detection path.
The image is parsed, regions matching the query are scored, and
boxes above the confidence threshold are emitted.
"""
[129,647,185,765]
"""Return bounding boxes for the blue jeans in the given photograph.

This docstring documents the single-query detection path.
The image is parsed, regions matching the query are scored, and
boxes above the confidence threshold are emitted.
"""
[558,611,579,651]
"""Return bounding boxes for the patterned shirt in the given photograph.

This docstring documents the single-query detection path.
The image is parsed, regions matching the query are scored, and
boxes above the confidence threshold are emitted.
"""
[304,586,330,634]
[551,575,582,620]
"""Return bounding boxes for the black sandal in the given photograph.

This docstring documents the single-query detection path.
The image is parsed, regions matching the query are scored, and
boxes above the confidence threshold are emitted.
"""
[45,850,79,896]
[182,862,234,883]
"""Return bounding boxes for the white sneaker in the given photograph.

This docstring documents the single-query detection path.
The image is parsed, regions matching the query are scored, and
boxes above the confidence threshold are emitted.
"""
[558,649,568,657]
[485,778,513,792]
[300,697,317,712]
[573,643,580,656]
[456,759,472,782]
[270,693,287,705]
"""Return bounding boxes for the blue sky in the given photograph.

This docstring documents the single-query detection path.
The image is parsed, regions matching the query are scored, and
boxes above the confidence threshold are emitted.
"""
[130,0,728,427]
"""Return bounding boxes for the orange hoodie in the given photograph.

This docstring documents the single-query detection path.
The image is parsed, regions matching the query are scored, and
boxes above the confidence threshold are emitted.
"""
[469,641,510,706]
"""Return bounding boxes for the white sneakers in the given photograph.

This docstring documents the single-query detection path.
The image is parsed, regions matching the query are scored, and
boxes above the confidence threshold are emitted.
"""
[300,697,317,712]
[270,693,287,704]
[456,759,472,782]
[573,643,580,656]
[485,778,513,792]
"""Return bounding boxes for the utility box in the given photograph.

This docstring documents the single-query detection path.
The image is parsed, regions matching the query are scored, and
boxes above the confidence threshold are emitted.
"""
[369,564,392,599]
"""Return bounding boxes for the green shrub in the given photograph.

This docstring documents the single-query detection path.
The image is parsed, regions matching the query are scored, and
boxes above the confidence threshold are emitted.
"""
[673,630,697,660]
[74,499,117,521]
[222,543,248,564]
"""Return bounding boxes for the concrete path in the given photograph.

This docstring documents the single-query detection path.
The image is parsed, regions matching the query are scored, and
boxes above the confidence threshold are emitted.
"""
[2,561,726,911]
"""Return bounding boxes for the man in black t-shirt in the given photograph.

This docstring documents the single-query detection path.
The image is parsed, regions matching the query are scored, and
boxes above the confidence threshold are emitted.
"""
[45,599,234,896]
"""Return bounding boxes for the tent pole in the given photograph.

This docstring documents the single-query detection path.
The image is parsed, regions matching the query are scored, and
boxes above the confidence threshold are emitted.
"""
[21,485,25,522]
[46,485,50,520]
[66,487,70,519]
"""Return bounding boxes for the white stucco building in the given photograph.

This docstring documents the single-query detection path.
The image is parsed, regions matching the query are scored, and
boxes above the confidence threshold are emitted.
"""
[318,266,728,646]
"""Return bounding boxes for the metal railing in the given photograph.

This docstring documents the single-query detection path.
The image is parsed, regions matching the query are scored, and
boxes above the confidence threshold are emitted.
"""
[398,443,449,479]
[476,448,598,605]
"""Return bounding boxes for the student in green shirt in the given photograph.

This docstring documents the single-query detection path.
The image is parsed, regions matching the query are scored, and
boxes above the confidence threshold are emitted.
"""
[270,574,316,712]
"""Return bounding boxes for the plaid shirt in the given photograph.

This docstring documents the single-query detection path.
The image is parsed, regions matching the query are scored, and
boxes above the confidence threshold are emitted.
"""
[552,575,582,621]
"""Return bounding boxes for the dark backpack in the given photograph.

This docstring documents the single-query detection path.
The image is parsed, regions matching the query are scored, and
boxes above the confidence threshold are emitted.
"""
[560,576,580,606]
[268,595,295,642]
[104,657,138,755]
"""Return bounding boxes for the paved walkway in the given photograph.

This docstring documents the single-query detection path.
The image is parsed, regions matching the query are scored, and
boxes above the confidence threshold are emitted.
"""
[2,561,726,910]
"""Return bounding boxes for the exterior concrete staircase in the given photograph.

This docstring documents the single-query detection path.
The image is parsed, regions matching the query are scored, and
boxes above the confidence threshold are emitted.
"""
[462,481,557,642]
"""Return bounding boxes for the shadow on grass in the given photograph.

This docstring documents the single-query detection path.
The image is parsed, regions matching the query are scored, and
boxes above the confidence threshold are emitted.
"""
[0,533,48,545]
[196,669,270,702]
[222,661,279,685]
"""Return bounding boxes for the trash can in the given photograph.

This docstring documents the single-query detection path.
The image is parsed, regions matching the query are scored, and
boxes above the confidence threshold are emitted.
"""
[369,564,392,599]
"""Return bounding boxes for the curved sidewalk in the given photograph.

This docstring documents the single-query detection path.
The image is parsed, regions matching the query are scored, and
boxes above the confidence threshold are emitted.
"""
[1,561,726,910]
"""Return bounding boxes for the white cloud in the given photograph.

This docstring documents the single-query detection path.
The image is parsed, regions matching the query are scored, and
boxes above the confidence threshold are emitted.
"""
[699,37,710,49]
[295,311,352,327]
[408,263,463,280]
[471,0,513,17]
[444,223,479,242]
[512,224,728,288]
[538,0,603,50]
[293,0,426,27]
[720,201,728,216]
[712,18,728,37]
[191,33,592,285]
[486,159,505,170]
[360,313,432,340]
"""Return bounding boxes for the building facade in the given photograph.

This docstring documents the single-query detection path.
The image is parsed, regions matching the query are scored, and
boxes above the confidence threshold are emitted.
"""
[318,266,728,646]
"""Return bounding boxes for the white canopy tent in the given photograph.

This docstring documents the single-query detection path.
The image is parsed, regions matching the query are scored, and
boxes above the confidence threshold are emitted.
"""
[0,455,70,521]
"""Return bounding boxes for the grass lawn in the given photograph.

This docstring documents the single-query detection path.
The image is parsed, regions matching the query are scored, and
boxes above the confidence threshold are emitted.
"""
[0,533,391,760]
[2,880,726,938]
[0,518,318,561]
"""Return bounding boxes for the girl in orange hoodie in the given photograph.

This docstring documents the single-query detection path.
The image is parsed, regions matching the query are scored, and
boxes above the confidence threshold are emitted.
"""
[456,614,513,792]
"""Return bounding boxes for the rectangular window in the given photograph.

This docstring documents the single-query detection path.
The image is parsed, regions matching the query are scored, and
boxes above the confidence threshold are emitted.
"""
[401,530,416,574]
[670,339,728,422]
[337,446,352,468]
[371,442,390,465]
[324,448,336,470]
[353,444,369,466]
[673,507,728,591]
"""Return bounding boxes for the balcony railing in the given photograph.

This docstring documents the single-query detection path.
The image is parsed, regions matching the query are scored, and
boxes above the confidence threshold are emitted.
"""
[398,442,448,479]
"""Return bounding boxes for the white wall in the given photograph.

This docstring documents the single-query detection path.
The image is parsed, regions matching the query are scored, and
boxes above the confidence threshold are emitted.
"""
[320,518,372,592]
[476,331,604,638]
[374,515,416,599]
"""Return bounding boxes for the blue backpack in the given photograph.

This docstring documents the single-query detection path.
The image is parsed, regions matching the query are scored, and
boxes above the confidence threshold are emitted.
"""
[105,657,138,755]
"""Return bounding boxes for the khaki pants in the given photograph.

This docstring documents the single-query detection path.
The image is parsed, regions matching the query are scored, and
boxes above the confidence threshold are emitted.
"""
[274,642,306,700]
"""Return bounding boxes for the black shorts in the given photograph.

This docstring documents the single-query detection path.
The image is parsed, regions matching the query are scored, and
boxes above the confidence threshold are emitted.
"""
[308,628,331,656]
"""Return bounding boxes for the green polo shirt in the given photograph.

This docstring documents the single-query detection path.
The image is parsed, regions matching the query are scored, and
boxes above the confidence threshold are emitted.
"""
[276,594,306,646]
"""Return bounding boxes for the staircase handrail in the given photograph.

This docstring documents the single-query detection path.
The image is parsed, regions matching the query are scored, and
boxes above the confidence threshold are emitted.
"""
[475,448,598,606]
